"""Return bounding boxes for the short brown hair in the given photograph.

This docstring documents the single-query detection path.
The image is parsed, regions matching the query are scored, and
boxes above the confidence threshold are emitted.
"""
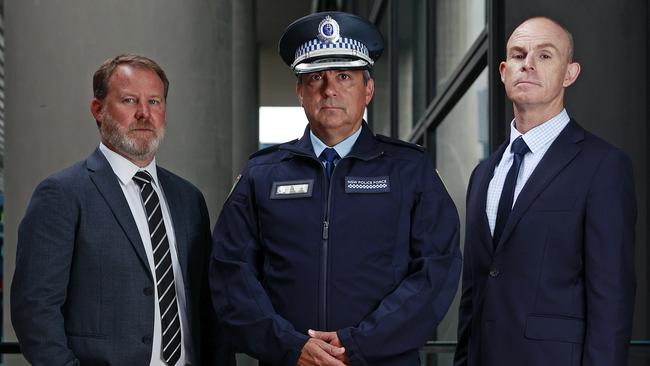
[93,54,169,100]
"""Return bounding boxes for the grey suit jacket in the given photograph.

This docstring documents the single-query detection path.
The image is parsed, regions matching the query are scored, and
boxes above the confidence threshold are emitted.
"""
[11,148,234,365]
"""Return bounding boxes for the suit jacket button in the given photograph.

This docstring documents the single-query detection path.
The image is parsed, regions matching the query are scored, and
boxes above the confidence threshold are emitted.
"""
[143,287,153,296]
[142,335,152,344]
[489,268,499,277]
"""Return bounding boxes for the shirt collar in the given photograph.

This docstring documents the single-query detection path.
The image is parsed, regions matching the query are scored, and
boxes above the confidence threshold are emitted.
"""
[509,108,570,154]
[99,143,159,186]
[310,125,363,159]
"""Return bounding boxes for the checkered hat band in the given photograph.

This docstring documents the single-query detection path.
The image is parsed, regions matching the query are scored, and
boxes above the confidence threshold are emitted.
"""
[295,37,369,61]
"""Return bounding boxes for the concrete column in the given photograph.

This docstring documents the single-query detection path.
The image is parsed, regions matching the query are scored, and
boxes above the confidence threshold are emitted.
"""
[232,2,260,365]
[3,0,239,363]
[232,0,259,179]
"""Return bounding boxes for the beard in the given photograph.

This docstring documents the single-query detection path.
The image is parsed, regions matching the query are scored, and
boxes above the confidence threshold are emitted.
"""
[99,111,165,163]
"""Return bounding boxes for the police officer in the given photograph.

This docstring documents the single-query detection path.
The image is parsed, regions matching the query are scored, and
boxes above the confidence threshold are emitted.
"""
[210,11,462,366]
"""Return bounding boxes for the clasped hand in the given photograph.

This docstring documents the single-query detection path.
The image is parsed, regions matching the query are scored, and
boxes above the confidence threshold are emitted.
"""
[296,329,350,366]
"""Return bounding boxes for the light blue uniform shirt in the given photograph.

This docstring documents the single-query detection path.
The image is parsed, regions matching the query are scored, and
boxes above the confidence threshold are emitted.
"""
[310,124,362,161]
[486,109,570,235]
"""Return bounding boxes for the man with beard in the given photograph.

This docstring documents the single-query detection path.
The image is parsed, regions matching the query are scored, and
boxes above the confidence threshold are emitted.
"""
[11,54,234,365]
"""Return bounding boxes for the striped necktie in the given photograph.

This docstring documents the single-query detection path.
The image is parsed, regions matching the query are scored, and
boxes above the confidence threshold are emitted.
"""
[133,170,181,365]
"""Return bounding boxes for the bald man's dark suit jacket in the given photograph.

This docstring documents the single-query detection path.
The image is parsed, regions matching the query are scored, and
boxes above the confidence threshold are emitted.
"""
[454,120,636,366]
[11,148,234,365]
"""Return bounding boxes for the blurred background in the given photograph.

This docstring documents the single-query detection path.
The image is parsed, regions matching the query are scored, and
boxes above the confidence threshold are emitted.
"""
[0,0,647,364]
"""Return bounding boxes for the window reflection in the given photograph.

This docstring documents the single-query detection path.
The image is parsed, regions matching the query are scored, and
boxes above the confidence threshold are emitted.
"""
[396,0,427,139]
[426,68,488,365]
[434,0,486,94]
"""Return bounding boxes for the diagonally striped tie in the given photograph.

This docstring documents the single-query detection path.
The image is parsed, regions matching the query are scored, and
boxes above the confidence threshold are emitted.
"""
[133,170,181,365]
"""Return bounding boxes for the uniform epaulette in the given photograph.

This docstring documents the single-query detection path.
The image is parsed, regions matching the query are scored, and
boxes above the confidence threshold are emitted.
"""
[249,140,298,159]
[375,134,425,152]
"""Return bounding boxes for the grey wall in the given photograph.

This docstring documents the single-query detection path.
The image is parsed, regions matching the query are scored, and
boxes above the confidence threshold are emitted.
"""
[3,1,257,364]
[257,0,311,107]
[233,0,260,176]
[503,0,649,339]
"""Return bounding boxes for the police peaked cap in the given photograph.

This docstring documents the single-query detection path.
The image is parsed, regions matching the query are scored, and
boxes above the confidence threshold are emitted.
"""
[279,11,384,74]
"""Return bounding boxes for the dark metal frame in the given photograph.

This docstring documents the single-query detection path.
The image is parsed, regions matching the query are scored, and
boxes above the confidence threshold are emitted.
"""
[419,340,650,356]
[407,30,488,145]
[487,0,506,150]
[389,0,399,138]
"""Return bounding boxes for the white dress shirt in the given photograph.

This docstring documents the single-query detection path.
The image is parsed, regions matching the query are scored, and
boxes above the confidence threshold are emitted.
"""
[486,109,570,234]
[99,143,191,366]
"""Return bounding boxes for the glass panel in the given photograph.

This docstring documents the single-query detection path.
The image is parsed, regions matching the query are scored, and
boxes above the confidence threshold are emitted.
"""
[435,0,486,95]
[258,107,307,149]
[426,68,488,365]
[369,14,390,136]
[396,0,427,140]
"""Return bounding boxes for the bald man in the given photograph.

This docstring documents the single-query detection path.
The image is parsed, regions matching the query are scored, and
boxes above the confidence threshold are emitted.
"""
[455,17,636,366]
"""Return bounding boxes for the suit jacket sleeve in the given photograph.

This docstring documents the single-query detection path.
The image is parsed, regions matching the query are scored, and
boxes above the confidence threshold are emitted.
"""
[583,149,636,365]
[209,166,309,366]
[336,154,462,365]
[453,165,479,366]
[11,177,80,366]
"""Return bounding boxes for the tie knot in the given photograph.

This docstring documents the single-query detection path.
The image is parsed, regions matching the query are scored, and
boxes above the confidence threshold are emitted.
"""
[511,136,530,157]
[321,147,339,164]
[133,170,153,187]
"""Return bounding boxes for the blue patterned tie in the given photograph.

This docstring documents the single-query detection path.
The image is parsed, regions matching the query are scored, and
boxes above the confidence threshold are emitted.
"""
[321,148,339,178]
[493,136,530,247]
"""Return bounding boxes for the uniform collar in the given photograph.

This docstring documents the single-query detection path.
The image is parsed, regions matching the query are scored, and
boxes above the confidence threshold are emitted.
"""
[99,143,159,187]
[310,125,362,158]
[281,121,382,161]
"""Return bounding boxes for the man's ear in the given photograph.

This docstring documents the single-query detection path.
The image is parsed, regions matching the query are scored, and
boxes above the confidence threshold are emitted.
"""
[499,61,507,84]
[90,98,104,121]
[563,62,581,88]
[365,78,375,106]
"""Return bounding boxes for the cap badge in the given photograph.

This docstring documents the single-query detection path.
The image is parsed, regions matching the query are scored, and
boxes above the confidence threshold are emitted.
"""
[317,16,340,44]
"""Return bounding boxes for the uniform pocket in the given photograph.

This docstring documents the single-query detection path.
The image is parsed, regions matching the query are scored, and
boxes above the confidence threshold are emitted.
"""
[524,314,585,343]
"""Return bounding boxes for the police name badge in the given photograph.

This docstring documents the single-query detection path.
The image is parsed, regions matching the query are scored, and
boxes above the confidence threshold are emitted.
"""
[270,179,314,199]
[345,176,390,193]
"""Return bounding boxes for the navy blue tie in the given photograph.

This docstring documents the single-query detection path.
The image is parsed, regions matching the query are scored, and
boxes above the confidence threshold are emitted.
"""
[493,136,530,247]
[321,148,339,178]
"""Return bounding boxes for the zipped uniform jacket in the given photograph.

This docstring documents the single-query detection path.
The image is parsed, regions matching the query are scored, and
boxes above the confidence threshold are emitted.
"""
[210,123,462,366]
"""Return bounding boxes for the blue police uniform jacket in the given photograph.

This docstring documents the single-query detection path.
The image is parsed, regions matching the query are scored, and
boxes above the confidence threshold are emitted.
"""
[210,123,462,366]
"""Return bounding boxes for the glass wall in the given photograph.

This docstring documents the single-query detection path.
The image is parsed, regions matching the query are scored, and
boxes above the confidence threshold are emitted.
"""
[431,68,489,348]
[434,0,485,94]
[396,0,427,139]
[419,68,488,365]
[370,0,486,141]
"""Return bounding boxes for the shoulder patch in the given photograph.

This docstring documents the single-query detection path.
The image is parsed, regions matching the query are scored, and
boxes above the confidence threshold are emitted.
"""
[375,134,425,152]
[226,174,242,200]
[435,169,449,192]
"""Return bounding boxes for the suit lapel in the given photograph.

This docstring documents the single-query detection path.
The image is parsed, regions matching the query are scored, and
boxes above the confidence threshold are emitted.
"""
[157,169,190,281]
[477,141,508,254]
[86,148,152,278]
[495,121,584,253]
